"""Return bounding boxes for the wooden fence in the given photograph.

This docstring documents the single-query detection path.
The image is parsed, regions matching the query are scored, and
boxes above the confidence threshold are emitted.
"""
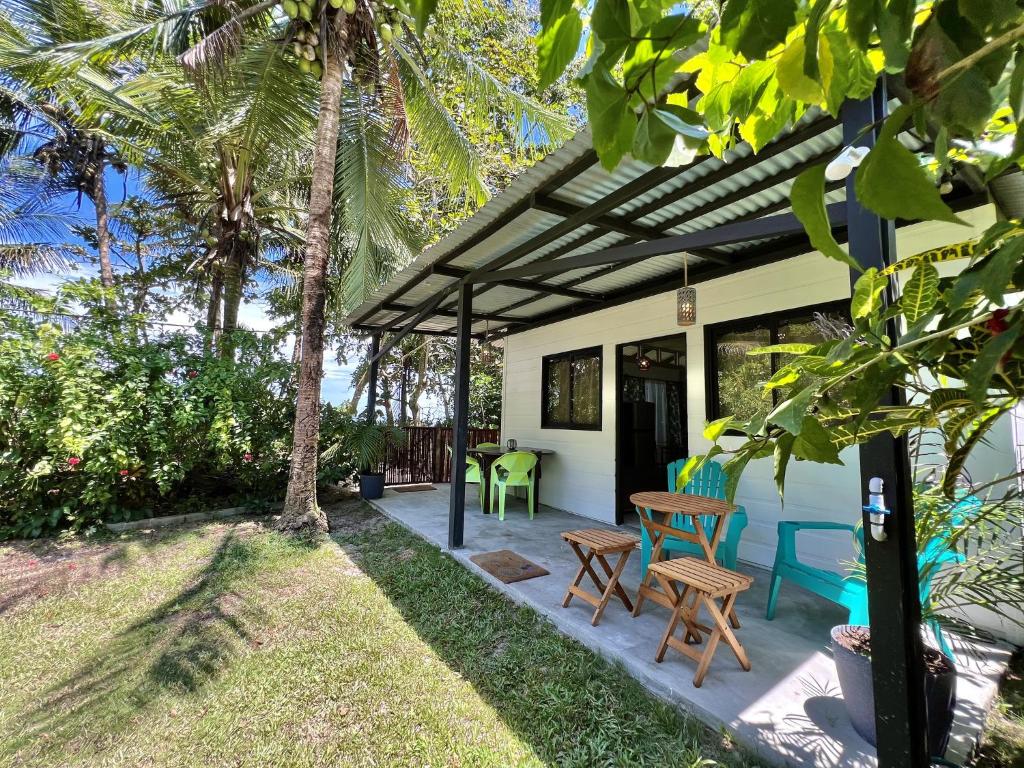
[384,426,500,485]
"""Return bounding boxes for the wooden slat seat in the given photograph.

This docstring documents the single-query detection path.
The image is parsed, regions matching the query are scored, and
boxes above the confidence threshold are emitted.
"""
[649,557,753,598]
[647,556,753,688]
[560,529,640,626]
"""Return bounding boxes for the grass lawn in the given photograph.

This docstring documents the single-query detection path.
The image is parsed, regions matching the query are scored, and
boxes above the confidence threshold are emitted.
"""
[0,498,760,768]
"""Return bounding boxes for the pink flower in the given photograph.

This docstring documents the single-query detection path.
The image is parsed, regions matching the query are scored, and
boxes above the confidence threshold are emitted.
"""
[67,457,81,467]
[67,563,77,571]
[119,469,130,476]
[46,352,60,361]
[243,452,253,462]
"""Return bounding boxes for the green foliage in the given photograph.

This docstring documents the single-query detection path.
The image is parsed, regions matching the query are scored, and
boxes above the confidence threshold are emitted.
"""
[0,284,297,538]
[321,419,405,474]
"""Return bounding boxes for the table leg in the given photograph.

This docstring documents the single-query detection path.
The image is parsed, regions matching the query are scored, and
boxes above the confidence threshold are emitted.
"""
[479,455,492,514]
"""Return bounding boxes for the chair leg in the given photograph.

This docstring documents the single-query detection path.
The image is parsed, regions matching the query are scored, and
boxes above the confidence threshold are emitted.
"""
[498,483,506,521]
[527,478,535,519]
[765,569,783,620]
[490,479,497,514]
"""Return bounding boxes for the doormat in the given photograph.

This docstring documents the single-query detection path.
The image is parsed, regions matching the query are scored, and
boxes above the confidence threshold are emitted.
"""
[470,550,549,584]
[392,484,436,493]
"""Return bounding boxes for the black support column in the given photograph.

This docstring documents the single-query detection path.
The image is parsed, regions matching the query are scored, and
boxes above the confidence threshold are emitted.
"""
[366,332,380,422]
[843,88,929,767]
[448,282,473,549]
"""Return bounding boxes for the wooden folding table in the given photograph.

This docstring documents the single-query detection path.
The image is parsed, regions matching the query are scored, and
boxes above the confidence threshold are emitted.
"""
[629,491,738,626]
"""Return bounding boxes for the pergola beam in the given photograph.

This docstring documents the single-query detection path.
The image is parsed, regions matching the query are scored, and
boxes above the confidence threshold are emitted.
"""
[474,205,847,284]
[381,301,522,325]
[432,264,603,301]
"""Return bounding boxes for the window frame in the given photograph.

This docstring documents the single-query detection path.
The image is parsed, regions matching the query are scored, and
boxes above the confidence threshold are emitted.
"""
[541,345,603,430]
[704,300,850,425]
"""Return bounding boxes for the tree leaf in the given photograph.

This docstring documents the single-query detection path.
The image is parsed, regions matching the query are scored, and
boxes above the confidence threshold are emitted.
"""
[703,415,733,442]
[901,261,939,323]
[655,106,710,140]
[632,109,677,165]
[802,0,831,80]
[850,267,887,319]
[591,0,631,65]
[583,65,635,170]
[720,0,798,60]
[854,126,964,225]
[792,415,843,463]
[536,7,582,90]
[728,60,774,120]
[777,36,823,104]
[846,0,877,49]
[966,324,1022,402]
[791,163,860,269]
[773,432,795,499]
[768,386,814,434]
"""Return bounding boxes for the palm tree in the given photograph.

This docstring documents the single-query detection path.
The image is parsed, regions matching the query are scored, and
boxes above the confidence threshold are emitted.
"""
[1,0,571,534]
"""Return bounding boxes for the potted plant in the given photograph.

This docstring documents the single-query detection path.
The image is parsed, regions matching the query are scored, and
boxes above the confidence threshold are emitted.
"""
[831,624,957,756]
[351,420,404,500]
[322,419,404,500]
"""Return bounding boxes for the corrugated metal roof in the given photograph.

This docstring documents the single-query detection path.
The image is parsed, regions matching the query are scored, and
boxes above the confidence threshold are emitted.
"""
[344,105,957,338]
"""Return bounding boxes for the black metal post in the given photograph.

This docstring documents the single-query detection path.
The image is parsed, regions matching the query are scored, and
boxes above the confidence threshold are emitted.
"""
[366,332,380,423]
[448,282,473,549]
[843,87,929,767]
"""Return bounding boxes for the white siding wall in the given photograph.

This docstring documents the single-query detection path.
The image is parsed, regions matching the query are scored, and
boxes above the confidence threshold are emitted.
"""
[501,206,1011,576]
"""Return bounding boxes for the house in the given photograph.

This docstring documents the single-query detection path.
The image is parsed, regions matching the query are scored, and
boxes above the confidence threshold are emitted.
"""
[343,96,1021,765]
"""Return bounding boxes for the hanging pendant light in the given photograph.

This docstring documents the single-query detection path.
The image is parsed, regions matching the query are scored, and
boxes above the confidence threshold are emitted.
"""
[677,255,696,326]
[636,344,652,371]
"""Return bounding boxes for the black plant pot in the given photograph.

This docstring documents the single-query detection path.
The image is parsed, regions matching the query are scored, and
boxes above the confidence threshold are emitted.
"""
[359,472,385,500]
[831,625,957,758]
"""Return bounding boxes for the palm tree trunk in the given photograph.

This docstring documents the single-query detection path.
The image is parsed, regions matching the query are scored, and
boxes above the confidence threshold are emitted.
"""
[92,165,115,308]
[206,264,223,354]
[220,247,245,360]
[278,36,345,535]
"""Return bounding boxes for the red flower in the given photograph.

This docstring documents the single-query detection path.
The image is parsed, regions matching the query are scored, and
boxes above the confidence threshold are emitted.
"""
[67,563,77,571]
[119,469,130,476]
[986,308,1011,335]
[243,452,253,462]
[46,352,60,361]
[187,370,198,379]
[67,457,81,467]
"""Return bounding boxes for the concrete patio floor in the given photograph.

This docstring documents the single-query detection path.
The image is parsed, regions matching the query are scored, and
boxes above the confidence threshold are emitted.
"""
[369,484,1011,768]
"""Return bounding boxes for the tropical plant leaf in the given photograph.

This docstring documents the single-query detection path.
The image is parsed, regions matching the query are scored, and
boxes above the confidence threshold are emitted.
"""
[901,261,939,324]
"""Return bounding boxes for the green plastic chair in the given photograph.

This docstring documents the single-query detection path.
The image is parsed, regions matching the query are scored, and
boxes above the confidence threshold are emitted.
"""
[638,458,749,575]
[448,443,499,508]
[489,451,538,520]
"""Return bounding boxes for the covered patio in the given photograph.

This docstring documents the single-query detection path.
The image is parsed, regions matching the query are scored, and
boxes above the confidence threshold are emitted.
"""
[368,485,1010,768]
[343,86,1017,766]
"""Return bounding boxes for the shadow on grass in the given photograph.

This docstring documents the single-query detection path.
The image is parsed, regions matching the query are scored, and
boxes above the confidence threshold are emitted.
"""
[10,527,316,762]
[329,505,753,768]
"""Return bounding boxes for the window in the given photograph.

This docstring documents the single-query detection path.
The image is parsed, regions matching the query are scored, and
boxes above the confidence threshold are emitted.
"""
[705,302,850,424]
[542,346,602,429]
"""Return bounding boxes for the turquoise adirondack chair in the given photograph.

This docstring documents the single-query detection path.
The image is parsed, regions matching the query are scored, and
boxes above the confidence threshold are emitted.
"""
[638,458,749,576]
[765,495,981,659]
[489,451,538,520]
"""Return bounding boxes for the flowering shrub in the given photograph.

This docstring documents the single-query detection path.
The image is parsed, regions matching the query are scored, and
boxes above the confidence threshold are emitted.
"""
[0,285,298,537]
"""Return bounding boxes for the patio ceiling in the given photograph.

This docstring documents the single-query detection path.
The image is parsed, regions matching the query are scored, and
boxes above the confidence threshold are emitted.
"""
[342,105,984,343]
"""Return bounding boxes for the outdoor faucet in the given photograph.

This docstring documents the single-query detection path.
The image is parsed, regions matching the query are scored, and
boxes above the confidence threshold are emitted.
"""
[863,476,889,542]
